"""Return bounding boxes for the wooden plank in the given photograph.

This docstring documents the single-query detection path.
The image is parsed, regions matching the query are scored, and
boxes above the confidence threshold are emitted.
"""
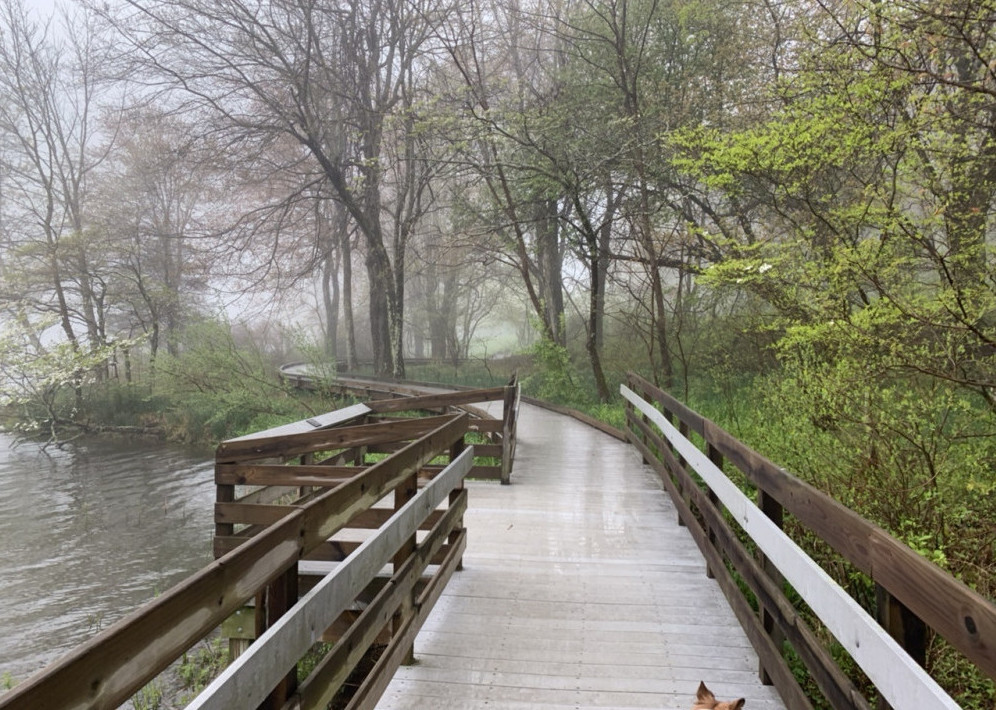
[214,533,267,557]
[627,428,815,709]
[225,404,372,442]
[215,502,298,526]
[300,415,468,550]
[364,387,505,413]
[215,515,448,559]
[235,485,300,506]
[638,429,868,710]
[346,529,467,710]
[520,394,627,441]
[471,443,503,458]
[626,374,706,438]
[468,419,501,434]
[423,464,502,480]
[186,447,475,710]
[470,465,501,480]
[0,414,468,710]
[622,385,960,710]
[216,463,363,487]
[381,400,787,710]
[216,415,457,462]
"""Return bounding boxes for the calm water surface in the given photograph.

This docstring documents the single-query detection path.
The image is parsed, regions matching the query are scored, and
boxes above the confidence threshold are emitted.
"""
[0,431,215,684]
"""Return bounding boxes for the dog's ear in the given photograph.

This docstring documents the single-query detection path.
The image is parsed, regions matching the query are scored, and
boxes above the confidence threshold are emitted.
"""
[696,682,715,704]
[731,700,745,710]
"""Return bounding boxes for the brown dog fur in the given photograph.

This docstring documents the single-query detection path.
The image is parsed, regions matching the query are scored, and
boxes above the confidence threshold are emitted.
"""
[692,681,745,710]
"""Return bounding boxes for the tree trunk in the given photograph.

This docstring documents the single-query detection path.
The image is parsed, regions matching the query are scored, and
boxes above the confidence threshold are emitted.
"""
[341,231,358,370]
[650,267,674,390]
[587,257,611,403]
[321,248,340,360]
[391,233,406,380]
[365,241,395,377]
[596,186,616,352]
[536,198,565,345]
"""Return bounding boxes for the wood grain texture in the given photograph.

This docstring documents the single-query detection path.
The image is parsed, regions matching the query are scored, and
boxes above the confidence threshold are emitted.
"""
[216,415,458,462]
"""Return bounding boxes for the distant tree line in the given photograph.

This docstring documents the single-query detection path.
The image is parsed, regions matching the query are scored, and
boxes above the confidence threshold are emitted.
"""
[0,0,992,406]
[0,0,992,400]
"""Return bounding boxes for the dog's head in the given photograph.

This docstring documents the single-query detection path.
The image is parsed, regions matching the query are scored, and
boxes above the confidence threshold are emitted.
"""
[692,681,745,710]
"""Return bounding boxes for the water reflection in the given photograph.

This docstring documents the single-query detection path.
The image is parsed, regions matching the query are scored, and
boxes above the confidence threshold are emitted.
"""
[0,431,214,684]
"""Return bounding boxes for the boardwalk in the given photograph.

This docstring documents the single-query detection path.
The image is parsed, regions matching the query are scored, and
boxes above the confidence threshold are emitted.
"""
[378,402,788,710]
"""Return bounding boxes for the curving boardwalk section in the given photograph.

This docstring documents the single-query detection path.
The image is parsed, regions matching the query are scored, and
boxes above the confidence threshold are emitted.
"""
[377,402,787,710]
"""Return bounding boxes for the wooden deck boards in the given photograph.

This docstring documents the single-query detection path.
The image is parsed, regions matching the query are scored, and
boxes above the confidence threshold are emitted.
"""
[377,404,787,710]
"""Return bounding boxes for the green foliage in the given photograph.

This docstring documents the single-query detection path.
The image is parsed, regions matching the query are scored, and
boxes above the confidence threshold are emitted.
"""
[0,316,339,446]
[291,334,338,388]
[151,319,330,442]
[580,402,626,430]
[680,371,996,706]
[663,8,996,702]
[179,637,228,695]
[1,672,15,692]
[0,316,139,436]
[130,679,164,710]
[297,642,334,682]
[523,337,578,404]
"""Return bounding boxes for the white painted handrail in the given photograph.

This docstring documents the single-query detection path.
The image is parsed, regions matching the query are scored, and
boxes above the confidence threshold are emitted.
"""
[187,446,474,710]
[620,385,959,710]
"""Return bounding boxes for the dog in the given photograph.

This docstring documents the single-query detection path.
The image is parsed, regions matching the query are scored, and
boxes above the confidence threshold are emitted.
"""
[692,681,745,710]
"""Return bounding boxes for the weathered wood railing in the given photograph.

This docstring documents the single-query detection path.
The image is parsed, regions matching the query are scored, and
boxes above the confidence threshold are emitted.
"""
[279,366,520,484]
[623,372,995,710]
[0,408,473,710]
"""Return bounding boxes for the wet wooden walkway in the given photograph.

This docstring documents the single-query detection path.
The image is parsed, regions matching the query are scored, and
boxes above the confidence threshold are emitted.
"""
[377,402,787,710]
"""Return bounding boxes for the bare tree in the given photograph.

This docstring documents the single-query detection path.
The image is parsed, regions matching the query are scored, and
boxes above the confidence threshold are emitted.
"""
[0,0,116,372]
[101,0,450,376]
[435,0,570,347]
[94,109,220,361]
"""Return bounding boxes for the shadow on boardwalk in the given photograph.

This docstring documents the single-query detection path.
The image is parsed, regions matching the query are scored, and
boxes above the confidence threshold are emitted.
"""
[377,403,788,710]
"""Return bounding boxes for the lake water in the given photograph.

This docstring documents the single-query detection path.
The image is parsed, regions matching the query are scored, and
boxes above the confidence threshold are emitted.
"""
[0,431,215,686]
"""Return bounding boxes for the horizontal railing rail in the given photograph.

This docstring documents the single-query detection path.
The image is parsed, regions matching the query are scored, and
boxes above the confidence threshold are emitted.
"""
[623,372,995,710]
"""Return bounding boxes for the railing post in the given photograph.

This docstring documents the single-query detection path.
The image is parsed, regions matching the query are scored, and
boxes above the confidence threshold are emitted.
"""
[642,401,653,465]
[257,564,299,709]
[214,456,239,661]
[623,376,640,456]
[676,420,692,526]
[392,469,419,665]
[875,584,927,710]
[757,489,786,686]
[705,443,724,579]
[450,436,467,572]
[299,452,314,499]
[501,382,514,484]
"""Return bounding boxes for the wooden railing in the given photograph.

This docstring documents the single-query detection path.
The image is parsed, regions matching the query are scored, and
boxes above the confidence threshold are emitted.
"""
[279,366,521,483]
[0,410,471,710]
[623,372,995,710]
[195,438,474,709]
